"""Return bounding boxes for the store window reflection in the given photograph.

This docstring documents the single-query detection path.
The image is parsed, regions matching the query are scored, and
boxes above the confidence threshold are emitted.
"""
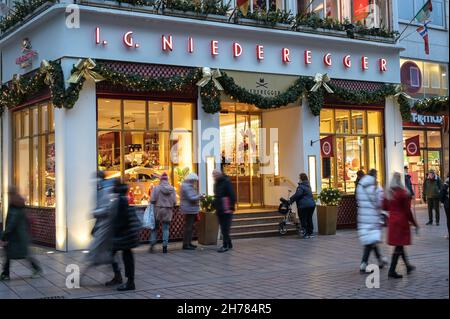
[97,98,195,205]
[320,108,384,193]
[13,102,56,207]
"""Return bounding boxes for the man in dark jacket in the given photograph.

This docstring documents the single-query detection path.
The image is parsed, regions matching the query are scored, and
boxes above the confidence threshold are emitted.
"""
[440,173,449,239]
[213,169,236,253]
[290,173,316,239]
[423,170,442,226]
[404,166,415,199]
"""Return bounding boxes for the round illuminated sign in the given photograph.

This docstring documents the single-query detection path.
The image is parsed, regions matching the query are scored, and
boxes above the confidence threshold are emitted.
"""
[322,141,332,156]
[406,141,418,155]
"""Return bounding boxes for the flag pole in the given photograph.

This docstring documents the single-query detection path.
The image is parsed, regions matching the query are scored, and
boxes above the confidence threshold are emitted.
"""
[398,28,419,42]
[396,0,431,42]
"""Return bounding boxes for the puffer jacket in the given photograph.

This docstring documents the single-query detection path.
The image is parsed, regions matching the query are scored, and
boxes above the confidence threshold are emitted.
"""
[356,175,384,245]
[1,205,30,260]
[112,188,141,251]
[289,181,316,209]
[180,181,202,214]
[151,181,177,222]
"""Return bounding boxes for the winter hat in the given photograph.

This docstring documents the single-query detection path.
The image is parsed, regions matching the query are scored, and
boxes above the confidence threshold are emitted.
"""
[185,173,199,181]
[160,172,168,181]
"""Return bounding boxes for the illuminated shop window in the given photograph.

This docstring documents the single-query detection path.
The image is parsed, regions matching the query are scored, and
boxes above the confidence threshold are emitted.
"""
[319,108,384,193]
[97,98,195,205]
[13,103,56,207]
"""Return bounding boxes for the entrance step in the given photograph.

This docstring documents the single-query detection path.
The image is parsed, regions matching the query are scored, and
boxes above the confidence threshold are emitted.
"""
[230,210,298,239]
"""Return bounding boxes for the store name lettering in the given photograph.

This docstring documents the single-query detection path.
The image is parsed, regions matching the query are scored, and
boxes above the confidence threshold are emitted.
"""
[411,113,444,125]
[94,27,388,72]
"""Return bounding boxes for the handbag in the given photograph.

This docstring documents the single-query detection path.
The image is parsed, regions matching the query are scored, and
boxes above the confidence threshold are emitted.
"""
[142,204,155,230]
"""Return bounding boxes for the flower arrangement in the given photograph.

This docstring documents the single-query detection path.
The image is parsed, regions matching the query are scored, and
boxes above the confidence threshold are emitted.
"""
[318,188,341,206]
[200,195,215,213]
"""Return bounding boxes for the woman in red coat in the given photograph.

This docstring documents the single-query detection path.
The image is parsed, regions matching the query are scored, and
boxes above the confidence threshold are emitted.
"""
[384,172,419,279]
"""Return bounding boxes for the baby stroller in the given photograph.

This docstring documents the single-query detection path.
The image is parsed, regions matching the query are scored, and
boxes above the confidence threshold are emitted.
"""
[278,191,300,235]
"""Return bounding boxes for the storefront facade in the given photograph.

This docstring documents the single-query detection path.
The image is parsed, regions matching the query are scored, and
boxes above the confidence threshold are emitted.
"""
[1,3,403,250]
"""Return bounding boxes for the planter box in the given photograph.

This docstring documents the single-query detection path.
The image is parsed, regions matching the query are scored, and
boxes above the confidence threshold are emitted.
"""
[317,205,338,235]
[197,211,219,245]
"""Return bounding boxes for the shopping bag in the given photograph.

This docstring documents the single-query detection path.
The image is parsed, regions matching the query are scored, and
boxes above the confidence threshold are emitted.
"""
[143,204,155,230]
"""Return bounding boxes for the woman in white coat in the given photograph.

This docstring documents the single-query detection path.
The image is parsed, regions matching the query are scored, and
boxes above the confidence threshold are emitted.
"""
[356,169,388,273]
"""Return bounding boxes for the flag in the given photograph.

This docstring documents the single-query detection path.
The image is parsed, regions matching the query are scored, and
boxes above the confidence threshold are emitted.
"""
[405,135,421,156]
[416,21,431,55]
[415,0,433,23]
[237,0,250,16]
[320,135,334,158]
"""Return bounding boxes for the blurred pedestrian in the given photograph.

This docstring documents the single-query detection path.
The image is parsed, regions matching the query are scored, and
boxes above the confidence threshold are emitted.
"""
[354,170,365,198]
[290,173,316,239]
[423,170,442,226]
[86,172,117,267]
[180,173,203,250]
[439,173,449,239]
[105,182,141,291]
[356,169,388,273]
[149,172,177,254]
[0,187,42,281]
[213,169,236,253]
[404,166,415,199]
[384,172,418,279]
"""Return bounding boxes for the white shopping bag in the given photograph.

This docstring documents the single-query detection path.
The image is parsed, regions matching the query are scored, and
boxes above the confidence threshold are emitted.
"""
[143,204,155,230]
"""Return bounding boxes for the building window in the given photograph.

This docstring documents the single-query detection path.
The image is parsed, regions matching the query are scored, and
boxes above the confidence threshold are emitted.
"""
[250,0,285,12]
[399,0,445,27]
[97,98,195,206]
[13,102,55,207]
[320,108,384,193]
[297,0,391,29]
[400,59,449,98]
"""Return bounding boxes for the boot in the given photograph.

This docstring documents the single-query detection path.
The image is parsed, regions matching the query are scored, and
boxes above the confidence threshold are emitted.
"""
[378,256,389,269]
[406,264,416,274]
[148,244,155,253]
[163,246,168,254]
[388,252,402,279]
[359,262,368,274]
[105,273,123,286]
[117,280,135,291]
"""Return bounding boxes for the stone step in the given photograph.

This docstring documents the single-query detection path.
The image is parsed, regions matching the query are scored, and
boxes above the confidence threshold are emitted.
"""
[230,222,298,236]
[234,211,280,219]
[233,215,282,226]
[230,228,298,239]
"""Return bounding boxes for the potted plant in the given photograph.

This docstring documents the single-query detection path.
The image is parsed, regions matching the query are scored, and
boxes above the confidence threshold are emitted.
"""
[197,195,219,245]
[317,188,341,235]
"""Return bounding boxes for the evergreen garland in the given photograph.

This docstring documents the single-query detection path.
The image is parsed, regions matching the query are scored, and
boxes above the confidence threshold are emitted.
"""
[3,58,440,123]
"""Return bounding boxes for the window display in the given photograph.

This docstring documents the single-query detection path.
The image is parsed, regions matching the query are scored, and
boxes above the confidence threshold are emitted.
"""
[320,108,384,193]
[97,98,194,205]
[13,102,55,207]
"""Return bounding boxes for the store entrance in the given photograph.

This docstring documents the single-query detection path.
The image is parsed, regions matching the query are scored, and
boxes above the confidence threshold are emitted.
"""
[219,103,263,209]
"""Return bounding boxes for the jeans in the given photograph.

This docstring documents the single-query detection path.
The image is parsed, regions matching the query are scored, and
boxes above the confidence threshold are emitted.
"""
[361,244,382,264]
[183,214,197,247]
[111,249,134,281]
[217,213,233,248]
[2,256,41,276]
[150,221,170,247]
[427,198,440,223]
[299,206,315,236]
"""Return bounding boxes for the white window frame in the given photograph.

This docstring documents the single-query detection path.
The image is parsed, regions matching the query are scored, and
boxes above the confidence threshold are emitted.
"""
[398,0,447,30]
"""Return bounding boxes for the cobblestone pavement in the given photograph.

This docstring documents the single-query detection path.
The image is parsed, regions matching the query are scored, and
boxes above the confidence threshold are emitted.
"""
[0,206,448,299]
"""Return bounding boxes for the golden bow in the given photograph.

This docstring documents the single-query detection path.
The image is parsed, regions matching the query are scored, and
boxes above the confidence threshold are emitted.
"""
[196,67,223,91]
[310,73,334,94]
[394,84,412,100]
[12,74,25,95]
[68,58,105,84]
[40,60,53,86]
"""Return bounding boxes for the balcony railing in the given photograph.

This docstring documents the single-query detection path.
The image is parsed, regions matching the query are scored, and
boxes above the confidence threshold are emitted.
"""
[0,0,398,43]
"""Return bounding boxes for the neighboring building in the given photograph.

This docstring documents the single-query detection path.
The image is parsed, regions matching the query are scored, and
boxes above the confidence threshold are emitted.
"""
[1,0,405,250]
[397,0,449,199]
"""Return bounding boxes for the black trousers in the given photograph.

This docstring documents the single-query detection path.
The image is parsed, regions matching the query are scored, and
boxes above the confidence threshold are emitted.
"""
[361,244,381,264]
[183,214,197,246]
[427,198,440,223]
[2,256,41,276]
[217,213,233,248]
[389,246,410,273]
[111,249,134,281]
[300,207,315,236]
[445,205,449,233]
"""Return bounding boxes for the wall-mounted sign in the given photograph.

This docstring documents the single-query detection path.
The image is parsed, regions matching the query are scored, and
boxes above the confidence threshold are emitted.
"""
[411,112,444,126]
[401,61,422,94]
[15,38,38,69]
[405,135,421,157]
[94,27,389,73]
